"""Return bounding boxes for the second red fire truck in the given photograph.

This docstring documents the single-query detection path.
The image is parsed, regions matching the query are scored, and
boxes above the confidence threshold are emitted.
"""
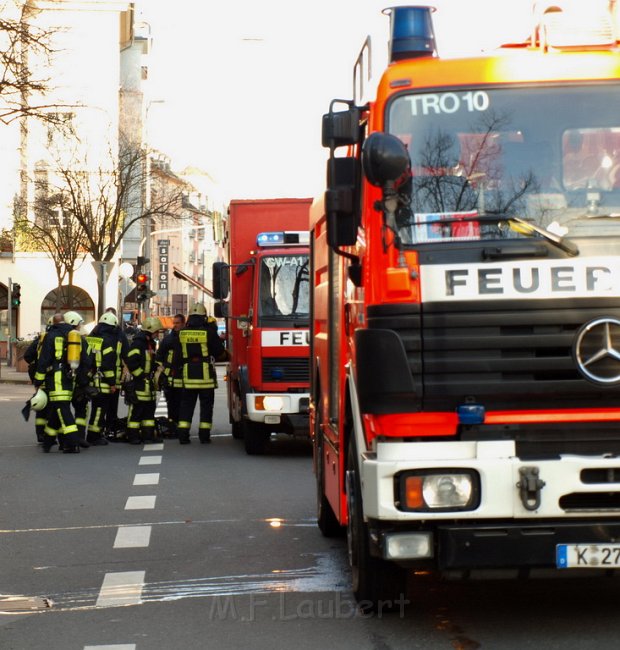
[213,198,312,454]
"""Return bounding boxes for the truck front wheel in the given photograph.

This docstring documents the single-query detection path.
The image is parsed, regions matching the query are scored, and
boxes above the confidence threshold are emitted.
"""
[346,440,409,613]
[243,420,270,455]
[231,420,244,439]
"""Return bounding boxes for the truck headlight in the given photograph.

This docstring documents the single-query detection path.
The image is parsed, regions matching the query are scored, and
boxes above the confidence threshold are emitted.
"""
[396,469,479,512]
[255,395,285,411]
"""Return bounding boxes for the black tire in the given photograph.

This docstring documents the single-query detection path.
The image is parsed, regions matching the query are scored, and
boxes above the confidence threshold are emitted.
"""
[231,420,244,440]
[346,439,408,613]
[315,407,342,537]
[243,420,269,455]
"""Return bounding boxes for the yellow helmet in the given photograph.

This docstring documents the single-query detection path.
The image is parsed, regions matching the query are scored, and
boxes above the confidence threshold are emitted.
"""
[64,311,84,327]
[30,388,48,412]
[189,302,206,316]
[141,316,163,333]
[99,312,118,327]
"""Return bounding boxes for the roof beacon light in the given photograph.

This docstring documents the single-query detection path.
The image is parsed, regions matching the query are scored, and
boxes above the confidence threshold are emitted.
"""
[256,231,310,247]
[383,5,437,63]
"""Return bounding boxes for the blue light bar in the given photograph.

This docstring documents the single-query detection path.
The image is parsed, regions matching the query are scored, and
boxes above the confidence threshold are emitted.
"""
[257,232,285,246]
[256,231,310,247]
[457,404,485,425]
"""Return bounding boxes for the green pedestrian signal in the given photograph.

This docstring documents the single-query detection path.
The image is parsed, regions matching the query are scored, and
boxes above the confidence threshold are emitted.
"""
[11,283,21,307]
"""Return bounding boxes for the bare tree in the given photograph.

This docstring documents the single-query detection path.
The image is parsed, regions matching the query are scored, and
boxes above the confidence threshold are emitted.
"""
[15,179,89,309]
[0,0,66,125]
[24,129,188,316]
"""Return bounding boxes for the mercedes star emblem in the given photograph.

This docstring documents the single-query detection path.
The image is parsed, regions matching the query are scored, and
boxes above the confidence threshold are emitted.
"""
[574,317,620,385]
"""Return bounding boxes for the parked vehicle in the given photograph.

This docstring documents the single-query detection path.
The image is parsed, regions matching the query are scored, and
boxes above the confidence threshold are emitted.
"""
[311,3,620,610]
[213,198,312,454]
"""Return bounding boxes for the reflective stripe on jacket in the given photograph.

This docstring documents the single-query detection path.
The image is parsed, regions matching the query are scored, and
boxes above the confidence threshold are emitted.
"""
[178,328,215,389]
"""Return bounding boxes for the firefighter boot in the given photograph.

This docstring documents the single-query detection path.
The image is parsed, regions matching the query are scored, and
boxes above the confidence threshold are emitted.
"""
[199,424,212,444]
[42,435,57,453]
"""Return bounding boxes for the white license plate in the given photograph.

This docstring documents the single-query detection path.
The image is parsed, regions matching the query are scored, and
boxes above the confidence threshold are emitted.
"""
[556,543,620,568]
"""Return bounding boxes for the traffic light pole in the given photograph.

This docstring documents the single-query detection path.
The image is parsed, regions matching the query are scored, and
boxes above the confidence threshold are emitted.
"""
[7,277,12,367]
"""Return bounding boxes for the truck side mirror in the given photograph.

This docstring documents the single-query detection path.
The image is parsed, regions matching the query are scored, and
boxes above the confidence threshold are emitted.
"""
[214,301,228,318]
[326,156,359,247]
[322,106,362,149]
[212,262,230,300]
[362,132,410,188]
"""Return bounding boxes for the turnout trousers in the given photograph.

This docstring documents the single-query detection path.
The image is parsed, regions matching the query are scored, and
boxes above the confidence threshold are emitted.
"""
[126,399,157,443]
[177,388,214,442]
[44,400,79,447]
[163,386,183,434]
[88,392,111,442]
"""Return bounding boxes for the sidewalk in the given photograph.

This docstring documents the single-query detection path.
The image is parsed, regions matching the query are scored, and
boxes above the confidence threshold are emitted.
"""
[0,361,31,384]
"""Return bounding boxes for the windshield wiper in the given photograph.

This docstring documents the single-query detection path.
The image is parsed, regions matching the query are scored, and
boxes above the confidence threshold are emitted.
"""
[506,216,579,257]
[402,211,580,256]
[421,212,579,257]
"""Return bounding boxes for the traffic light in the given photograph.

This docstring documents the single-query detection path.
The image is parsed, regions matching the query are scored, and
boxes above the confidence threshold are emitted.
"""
[136,273,149,303]
[11,283,21,307]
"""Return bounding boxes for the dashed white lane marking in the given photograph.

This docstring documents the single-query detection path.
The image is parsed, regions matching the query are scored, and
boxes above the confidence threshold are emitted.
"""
[138,455,162,465]
[144,442,164,451]
[113,526,152,548]
[84,645,136,650]
[133,473,160,486]
[125,495,156,510]
[95,571,145,607]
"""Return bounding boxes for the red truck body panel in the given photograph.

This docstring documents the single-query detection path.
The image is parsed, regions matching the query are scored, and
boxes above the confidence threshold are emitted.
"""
[227,198,312,384]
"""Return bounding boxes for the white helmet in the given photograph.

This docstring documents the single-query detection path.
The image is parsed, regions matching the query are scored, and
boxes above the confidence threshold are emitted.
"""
[64,311,84,327]
[99,312,118,327]
[30,388,48,412]
[189,302,206,316]
[142,316,163,333]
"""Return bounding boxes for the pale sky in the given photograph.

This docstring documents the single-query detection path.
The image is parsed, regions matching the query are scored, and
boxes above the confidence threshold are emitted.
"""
[138,0,533,203]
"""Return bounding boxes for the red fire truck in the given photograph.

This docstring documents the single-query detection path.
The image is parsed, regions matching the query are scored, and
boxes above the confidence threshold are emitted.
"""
[213,198,311,454]
[311,2,620,610]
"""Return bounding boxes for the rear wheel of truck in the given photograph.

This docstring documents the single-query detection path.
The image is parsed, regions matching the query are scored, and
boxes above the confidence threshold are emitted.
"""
[243,420,269,455]
[346,440,409,614]
[315,405,342,537]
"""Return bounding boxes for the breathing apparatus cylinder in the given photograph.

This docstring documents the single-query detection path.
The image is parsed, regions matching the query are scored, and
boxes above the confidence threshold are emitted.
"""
[66,329,82,370]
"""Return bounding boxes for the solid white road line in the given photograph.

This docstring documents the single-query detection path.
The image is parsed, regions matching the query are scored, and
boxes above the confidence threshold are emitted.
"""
[113,526,152,548]
[124,495,156,510]
[138,455,162,465]
[95,571,145,607]
[133,473,160,486]
[84,645,136,650]
[143,442,164,451]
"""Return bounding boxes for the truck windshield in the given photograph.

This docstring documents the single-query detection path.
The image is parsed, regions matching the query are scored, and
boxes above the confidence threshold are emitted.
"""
[258,254,309,324]
[387,83,620,246]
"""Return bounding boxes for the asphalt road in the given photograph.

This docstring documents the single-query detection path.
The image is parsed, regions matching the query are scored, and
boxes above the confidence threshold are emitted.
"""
[2,370,620,649]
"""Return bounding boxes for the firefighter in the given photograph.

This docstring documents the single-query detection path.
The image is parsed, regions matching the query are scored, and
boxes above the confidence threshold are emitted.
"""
[33,310,88,453]
[89,307,130,438]
[23,313,62,443]
[125,316,162,444]
[156,312,185,438]
[85,311,121,445]
[176,303,226,445]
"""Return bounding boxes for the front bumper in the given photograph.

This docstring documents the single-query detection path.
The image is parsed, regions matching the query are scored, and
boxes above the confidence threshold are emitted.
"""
[363,440,620,570]
[246,392,310,429]
[362,439,620,520]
